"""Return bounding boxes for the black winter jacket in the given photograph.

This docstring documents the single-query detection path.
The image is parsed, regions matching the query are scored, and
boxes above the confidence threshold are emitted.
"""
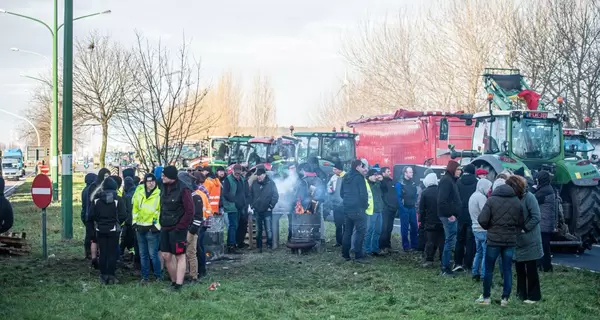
[478,184,525,247]
[250,176,280,213]
[419,185,443,231]
[380,177,398,212]
[80,173,97,224]
[437,171,462,218]
[456,173,478,223]
[535,185,556,233]
[88,190,127,234]
[0,177,13,234]
[340,169,369,213]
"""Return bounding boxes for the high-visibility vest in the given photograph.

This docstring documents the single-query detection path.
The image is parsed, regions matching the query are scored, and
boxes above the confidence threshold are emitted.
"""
[204,178,221,213]
[365,179,374,215]
[132,185,161,229]
[194,189,212,219]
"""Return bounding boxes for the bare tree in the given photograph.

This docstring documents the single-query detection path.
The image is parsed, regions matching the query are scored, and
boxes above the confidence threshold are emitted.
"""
[199,71,243,136]
[249,73,276,136]
[115,32,212,172]
[72,32,135,168]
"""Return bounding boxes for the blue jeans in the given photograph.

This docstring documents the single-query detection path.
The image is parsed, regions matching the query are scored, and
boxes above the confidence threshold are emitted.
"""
[483,246,514,299]
[440,217,457,272]
[342,211,367,260]
[136,230,161,280]
[472,231,487,277]
[364,212,382,254]
[256,212,273,249]
[399,207,418,250]
[227,211,239,246]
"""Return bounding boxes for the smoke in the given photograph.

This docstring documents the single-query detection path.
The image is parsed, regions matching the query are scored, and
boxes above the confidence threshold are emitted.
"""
[272,173,298,214]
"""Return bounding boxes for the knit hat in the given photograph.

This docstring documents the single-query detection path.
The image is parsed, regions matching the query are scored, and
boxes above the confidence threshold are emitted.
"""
[446,160,460,175]
[144,173,156,182]
[463,164,476,175]
[536,171,552,186]
[103,177,118,191]
[514,167,526,178]
[333,161,344,171]
[163,165,178,180]
[256,167,267,176]
[215,166,225,173]
[122,168,135,179]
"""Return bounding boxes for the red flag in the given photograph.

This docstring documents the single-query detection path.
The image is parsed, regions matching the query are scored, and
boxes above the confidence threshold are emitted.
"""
[517,90,541,110]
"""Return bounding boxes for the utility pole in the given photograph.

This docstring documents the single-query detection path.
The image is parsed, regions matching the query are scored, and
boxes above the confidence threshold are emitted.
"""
[61,0,74,239]
[51,0,59,201]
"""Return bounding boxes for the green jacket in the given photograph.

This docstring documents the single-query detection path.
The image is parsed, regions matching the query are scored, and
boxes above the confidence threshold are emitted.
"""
[222,175,247,213]
[132,184,161,230]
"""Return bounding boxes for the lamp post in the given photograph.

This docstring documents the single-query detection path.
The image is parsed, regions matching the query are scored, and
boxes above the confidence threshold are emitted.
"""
[1,4,111,204]
[0,108,41,146]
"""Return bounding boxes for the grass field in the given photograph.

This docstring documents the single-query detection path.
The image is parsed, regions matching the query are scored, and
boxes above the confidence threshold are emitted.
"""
[1,176,599,320]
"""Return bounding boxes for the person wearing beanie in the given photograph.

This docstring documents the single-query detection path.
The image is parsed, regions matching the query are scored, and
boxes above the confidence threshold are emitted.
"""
[341,159,369,262]
[534,170,555,273]
[222,164,248,254]
[191,171,210,278]
[249,167,279,252]
[177,171,205,283]
[395,166,419,252]
[159,165,195,291]
[328,161,346,247]
[437,160,462,276]
[379,167,399,254]
[88,177,127,284]
[132,172,162,284]
[88,168,112,269]
[119,177,138,265]
[453,163,478,272]
[364,169,383,255]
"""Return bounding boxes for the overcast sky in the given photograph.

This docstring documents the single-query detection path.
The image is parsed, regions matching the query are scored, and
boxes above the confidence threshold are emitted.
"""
[0,0,415,145]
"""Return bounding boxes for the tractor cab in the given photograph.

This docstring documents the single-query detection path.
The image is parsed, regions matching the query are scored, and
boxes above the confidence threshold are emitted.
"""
[226,135,253,165]
[293,130,357,176]
[563,129,596,160]
[246,136,297,175]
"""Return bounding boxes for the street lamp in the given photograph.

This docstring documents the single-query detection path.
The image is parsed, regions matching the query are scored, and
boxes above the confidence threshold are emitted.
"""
[1,5,110,207]
[10,47,50,61]
[0,108,41,146]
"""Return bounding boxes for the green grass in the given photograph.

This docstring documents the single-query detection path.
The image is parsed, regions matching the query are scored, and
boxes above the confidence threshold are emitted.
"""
[1,176,600,320]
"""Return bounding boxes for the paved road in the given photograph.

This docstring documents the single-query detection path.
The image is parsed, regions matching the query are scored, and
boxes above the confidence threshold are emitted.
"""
[3,175,27,197]
[553,245,600,272]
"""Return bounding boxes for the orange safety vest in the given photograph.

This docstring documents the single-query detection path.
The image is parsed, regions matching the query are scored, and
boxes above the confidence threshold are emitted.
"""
[194,190,212,219]
[204,178,221,213]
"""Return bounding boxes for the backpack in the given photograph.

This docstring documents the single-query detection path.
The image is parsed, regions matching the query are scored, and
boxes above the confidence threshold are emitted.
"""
[94,199,121,233]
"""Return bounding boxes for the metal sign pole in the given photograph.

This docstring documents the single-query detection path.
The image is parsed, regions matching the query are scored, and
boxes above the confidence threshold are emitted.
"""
[42,207,47,259]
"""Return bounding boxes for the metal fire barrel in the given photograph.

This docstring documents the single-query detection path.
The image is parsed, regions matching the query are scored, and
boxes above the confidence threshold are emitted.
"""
[290,213,321,245]
[203,215,225,261]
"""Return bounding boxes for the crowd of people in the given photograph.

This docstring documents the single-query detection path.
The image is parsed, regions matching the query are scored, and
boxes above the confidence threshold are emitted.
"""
[331,159,556,306]
[80,157,557,304]
[81,163,282,290]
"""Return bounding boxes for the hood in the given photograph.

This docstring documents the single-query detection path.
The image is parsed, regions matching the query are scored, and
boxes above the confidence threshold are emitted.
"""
[122,168,135,179]
[459,173,478,186]
[537,171,552,187]
[423,168,435,177]
[84,173,97,186]
[0,177,4,194]
[177,171,193,189]
[476,179,492,196]
[95,168,111,185]
[154,166,164,179]
[124,177,136,191]
[492,178,506,191]
[423,172,438,188]
[98,190,116,204]
[491,184,516,198]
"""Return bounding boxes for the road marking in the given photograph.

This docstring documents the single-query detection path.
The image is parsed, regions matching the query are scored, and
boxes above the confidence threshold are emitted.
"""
[32,188,51,195]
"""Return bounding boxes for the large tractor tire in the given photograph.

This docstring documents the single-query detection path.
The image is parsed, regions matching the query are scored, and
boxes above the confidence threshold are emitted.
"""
[568,185,600,248]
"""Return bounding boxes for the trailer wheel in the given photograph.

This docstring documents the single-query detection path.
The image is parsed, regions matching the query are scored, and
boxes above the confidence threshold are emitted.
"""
[568,185,600,248]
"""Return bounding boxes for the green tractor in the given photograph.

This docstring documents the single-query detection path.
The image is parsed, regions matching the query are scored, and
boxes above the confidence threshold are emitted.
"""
[244,136,298,177]
[226,135,254,166]
[442,68,600,251]
[292,129,357,177]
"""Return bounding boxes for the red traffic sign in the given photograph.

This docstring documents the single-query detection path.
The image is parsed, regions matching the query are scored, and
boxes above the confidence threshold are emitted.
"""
[31,174,53,209]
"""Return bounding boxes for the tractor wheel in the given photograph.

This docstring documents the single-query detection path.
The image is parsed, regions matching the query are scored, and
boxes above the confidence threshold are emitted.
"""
[568,185,600,248]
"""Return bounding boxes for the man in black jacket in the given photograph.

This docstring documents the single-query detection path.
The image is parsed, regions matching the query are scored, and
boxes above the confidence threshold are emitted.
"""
[454,164,478,272]
[437,160,462,276]
[419,172,443,267]
[178,171,205,283]
[379,167,398,254]
[249,167,279,252]
[341,159,369,262]
[81,173,97,259]
[534,170,556,272]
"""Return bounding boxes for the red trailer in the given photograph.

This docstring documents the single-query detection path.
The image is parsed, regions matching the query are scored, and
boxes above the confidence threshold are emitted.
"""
[347,109,475,169]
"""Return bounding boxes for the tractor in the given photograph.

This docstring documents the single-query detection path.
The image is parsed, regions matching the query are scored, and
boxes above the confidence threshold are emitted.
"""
[244,136,298,177]
[293,129,358,177]
[441,68,600,251]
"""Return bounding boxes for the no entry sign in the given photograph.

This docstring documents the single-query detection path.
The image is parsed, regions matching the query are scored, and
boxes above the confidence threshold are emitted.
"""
[31,174,53,209]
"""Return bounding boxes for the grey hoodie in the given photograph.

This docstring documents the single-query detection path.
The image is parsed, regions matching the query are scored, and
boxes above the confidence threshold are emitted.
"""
[469,179,492,232]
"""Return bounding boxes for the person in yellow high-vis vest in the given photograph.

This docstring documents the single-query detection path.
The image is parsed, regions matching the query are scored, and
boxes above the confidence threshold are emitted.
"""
[132,173,162,284]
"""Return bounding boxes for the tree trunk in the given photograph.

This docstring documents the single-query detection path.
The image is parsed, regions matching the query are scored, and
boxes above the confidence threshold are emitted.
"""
[99,122,109,168]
